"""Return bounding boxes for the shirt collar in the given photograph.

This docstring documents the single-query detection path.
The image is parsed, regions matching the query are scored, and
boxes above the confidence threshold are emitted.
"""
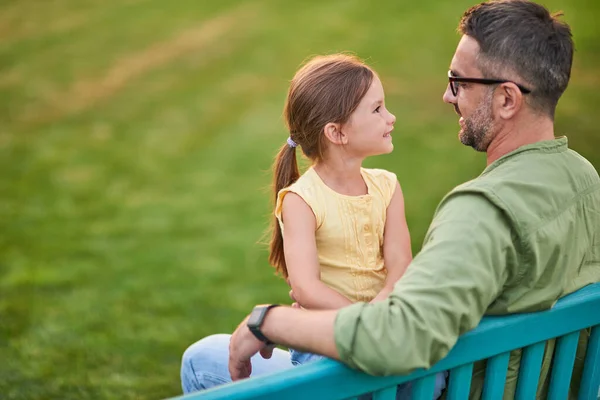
[482,136,568,176]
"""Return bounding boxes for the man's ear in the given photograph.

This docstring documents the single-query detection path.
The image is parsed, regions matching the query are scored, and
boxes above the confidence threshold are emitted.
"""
[496,82,523,119]
[323,122,346,145]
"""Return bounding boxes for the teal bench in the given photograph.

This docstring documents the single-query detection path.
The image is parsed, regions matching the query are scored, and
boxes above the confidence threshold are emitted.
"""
[173,283,600,400]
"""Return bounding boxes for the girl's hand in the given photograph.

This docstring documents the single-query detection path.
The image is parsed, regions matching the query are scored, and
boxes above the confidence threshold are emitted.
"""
[289,289,302,309]
[289,289,300,308]
[286,278,301,308]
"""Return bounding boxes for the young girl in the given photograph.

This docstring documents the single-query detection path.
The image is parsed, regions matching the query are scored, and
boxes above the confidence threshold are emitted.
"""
[268,54,446,397]
[180,54,446,399]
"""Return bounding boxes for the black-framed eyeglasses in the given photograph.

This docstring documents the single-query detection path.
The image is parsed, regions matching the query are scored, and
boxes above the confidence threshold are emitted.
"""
[448,70,531,97]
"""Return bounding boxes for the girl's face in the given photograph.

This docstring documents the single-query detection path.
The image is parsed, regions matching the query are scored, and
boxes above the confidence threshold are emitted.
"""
[341,75,396,158]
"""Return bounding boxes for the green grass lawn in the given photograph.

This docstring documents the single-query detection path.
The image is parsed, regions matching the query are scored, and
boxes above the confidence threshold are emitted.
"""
[1,0,598,398]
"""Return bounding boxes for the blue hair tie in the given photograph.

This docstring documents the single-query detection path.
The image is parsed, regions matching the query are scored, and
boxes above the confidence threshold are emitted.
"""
[287,137,298,148]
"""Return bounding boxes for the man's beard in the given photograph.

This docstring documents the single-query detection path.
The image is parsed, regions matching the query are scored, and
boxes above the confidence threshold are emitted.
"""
[459,91,495,152]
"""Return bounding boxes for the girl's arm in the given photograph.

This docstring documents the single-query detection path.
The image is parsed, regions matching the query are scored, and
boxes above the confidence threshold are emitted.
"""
[371,181,412,303]
[281,192,353,310]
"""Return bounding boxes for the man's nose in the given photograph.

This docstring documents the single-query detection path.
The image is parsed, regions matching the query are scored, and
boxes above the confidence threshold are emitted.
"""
[443,84,456,104]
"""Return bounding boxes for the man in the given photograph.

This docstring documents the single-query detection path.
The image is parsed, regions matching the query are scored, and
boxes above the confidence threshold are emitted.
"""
[181,0,600,398]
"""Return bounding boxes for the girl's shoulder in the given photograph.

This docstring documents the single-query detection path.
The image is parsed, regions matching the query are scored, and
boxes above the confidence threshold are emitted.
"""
[275,168,326,228]
[362,168,399,206]
[282,167,320,194]
[361,167,397,187]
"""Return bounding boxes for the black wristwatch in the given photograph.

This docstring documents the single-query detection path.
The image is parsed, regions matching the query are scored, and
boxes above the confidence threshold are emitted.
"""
[247,304,280,344]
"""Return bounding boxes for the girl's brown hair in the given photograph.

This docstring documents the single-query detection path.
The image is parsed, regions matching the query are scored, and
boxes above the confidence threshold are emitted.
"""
[268,54,375,278]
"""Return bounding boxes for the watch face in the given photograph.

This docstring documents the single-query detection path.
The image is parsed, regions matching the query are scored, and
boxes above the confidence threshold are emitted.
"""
[247,306,267,327]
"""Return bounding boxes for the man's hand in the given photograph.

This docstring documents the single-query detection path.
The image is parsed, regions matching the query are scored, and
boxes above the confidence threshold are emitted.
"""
[228,317,274,381]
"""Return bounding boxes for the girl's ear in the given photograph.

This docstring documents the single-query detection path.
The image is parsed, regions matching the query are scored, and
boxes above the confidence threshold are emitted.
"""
[323,122,346,145]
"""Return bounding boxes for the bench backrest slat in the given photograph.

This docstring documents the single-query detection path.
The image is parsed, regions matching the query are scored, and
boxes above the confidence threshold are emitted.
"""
[482,351,510,400]
[446,363,474,399]
[579,325,600,400]
[516,341,546,398]
[548,331,581,400]
[411,374,437,399]
[372,386,397,400]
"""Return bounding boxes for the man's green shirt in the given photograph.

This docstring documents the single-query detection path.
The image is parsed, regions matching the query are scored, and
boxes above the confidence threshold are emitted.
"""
[334,137,600,398]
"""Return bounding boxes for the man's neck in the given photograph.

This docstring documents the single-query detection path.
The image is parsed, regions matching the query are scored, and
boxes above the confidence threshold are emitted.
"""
[486,115,556,166]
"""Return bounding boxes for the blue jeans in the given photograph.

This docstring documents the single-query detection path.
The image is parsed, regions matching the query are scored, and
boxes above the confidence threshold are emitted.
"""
[181,334,447,398]
[290,349,325,365]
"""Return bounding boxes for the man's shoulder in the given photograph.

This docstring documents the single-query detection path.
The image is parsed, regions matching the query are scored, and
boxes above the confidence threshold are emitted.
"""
[441,177,506,213]
[442,148,600,233]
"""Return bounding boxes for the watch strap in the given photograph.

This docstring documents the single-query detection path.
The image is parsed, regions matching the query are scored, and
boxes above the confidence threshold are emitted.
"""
[248,304,280,344]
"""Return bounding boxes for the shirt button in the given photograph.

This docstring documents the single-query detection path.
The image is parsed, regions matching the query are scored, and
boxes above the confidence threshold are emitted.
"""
[364,225,370,231]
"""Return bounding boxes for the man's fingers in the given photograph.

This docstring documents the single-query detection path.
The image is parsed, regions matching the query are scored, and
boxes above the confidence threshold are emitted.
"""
[291,302,300,309]
[260,345,274,359]
[228,333,251,381]
[228,360,238,381]
[229,358,252,381]
[244,360,252,378]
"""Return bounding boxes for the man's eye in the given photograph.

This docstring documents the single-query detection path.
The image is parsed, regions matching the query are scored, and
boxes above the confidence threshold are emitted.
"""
[374,106,381,113]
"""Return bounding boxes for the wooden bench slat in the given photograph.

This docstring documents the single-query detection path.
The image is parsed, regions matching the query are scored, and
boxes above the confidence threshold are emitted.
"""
[578,324,600,400]
[372,386,397,400]
[548,331,580,400]
[482,352,510,400]
[446,363,474,400]
[411,374,436,400]
[516,341,546,399]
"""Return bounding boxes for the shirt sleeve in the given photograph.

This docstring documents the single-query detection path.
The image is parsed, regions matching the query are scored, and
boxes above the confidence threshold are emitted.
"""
[333,192,518,375]
[366,168,398,207]
[380,169,398,207]
[275,186,323,230]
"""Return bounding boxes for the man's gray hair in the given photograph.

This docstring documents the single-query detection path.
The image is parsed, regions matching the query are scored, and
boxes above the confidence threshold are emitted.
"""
[459,0,574,118]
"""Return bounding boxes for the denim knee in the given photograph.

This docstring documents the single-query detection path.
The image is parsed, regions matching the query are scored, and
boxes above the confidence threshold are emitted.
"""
[180,334,231,394]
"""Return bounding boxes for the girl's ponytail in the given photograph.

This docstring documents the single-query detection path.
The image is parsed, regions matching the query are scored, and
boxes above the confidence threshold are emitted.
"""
[268,140,300,278]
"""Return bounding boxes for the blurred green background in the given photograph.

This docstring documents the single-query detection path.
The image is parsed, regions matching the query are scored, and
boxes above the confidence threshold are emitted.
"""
[0,0,598,399]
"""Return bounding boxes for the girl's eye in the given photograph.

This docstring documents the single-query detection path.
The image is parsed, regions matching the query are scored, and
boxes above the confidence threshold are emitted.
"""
[374,106,381,113]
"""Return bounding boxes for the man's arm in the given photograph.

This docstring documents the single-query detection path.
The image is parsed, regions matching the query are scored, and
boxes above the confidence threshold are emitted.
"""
[264,307,339,357]
[228,307,339,380]
[334,193,517,375]
[229,193,517,379]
